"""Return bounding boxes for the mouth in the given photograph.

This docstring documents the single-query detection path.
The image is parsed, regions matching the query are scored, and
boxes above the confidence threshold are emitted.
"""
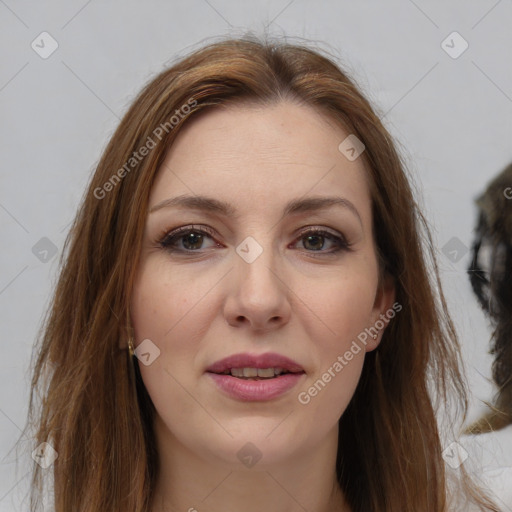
[210,367,304,380]
[205,352,305,377]
[205,353,306,401]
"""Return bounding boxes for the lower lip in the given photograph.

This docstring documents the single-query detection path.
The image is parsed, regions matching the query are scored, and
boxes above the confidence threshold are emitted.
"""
[207,372,305,401]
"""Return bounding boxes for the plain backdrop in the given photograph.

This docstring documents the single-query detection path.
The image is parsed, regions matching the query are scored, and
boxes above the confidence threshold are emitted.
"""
[1,0,511,510]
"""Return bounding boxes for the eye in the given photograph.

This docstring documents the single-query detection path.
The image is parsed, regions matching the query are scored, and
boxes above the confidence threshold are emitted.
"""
[292,227,352,255]
[158,225,220,253]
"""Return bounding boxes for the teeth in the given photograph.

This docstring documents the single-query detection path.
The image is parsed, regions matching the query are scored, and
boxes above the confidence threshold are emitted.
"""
[256,368,275,378]
[229,367,288,378]
[243,368,258,378]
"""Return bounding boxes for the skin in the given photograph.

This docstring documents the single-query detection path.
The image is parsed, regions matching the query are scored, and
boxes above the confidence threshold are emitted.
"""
[129,100,395,512]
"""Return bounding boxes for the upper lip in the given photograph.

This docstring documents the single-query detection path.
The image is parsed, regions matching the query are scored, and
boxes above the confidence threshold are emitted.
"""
[206,352,305,374]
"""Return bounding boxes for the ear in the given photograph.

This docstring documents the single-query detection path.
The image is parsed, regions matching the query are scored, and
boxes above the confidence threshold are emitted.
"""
[366,273,397,352]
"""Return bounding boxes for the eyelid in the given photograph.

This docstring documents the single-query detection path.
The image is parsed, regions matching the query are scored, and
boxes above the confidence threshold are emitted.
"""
[158,224,218,243]
[159,224,346,240]
[295,224,345,240]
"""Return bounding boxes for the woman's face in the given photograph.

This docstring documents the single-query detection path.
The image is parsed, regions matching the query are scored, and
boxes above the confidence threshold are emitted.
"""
[130,100,394,468]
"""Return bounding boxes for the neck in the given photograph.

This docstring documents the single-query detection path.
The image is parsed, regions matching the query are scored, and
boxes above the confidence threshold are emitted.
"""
[150,415,350,512]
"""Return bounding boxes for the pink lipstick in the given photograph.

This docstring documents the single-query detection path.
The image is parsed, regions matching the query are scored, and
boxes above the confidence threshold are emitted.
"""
[205,352,305,401]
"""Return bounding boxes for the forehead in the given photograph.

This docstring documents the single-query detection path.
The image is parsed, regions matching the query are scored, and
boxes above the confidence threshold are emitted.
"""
[149,100,371,222]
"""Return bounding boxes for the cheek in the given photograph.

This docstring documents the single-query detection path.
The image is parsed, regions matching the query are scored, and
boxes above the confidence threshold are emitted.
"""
[129,262,191,399]
[130,259,224,391]
[296,267,377,351]
[130,259,213,346]
[293,269,376,419]
[129,261,219,431]
[299,352,364,422]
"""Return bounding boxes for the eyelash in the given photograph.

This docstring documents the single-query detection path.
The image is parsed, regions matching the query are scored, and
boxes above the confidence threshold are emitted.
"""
[156,224,352,257]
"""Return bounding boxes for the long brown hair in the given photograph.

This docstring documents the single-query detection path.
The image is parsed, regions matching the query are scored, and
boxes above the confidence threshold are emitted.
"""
[24,36,499,511]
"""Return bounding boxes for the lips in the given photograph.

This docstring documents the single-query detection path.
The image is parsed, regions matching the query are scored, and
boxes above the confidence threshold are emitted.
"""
[205,352,305,375]
[205,352,306,401]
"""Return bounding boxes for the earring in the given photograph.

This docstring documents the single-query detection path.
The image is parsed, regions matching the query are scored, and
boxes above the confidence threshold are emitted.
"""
[128,337,135,357]
[372,334,377,340]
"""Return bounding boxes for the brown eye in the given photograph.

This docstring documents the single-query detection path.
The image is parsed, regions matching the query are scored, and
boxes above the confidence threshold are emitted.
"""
[159,226,218,253]
[302,233,326,251]
[180,232,205,250]
[295,228,351,254]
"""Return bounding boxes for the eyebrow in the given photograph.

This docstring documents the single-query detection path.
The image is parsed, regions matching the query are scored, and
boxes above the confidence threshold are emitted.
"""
[149,194,363,226]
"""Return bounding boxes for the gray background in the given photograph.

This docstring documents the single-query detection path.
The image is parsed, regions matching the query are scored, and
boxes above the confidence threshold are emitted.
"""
[1,0,511,510]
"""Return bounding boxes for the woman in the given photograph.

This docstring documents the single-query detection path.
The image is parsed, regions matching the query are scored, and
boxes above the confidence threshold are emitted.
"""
[25,36,499,511]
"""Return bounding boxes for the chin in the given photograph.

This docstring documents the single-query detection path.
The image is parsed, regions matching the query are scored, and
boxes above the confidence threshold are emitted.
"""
[198,420,312,469]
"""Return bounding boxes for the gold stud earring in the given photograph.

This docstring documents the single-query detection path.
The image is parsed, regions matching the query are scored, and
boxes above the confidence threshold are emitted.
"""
[372,334,377,340]
[128,337,135,357]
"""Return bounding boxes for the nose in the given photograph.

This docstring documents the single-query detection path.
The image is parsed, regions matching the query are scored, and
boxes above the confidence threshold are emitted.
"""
[223,240,291,333]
